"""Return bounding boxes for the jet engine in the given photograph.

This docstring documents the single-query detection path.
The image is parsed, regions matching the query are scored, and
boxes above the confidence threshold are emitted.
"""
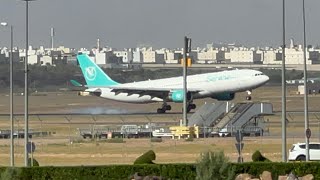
[168,90,192,102]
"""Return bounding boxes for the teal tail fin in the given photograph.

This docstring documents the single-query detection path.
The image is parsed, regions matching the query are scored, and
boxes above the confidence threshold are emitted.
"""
[77,53,119,87]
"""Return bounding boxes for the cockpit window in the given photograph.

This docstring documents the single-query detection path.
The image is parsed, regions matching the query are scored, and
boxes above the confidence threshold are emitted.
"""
[254,73,264,76]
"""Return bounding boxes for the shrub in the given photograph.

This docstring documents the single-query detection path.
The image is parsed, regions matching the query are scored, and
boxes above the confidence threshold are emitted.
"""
[28,158,40,167]
[196,151,235,180]
[0,164,196,179]
[1,163,320,179]
[134,150,156,165]
[252,150,271,162]
[1,167,22,180]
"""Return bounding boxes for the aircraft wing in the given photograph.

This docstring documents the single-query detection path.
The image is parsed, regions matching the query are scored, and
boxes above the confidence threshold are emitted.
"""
[109,86,201,98]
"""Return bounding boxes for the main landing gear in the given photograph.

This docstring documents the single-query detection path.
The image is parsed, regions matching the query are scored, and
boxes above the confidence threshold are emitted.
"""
[156,103,196,113]
[181,102,196,113]
[186,103,196,113]
[246,90,252,101]
[157,103,172,113]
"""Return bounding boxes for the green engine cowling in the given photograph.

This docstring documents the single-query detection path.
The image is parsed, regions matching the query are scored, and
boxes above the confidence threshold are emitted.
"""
[211,93,235,101]
[168,90,192,102]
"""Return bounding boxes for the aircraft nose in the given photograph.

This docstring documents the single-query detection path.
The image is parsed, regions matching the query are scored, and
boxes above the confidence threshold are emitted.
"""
[264,75,270,83]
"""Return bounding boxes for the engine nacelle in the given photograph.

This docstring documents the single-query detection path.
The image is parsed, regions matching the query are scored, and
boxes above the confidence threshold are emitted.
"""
[168,90,192,102]
[211,93,235,101]
[78,91,90,96]
[80,89,102,97]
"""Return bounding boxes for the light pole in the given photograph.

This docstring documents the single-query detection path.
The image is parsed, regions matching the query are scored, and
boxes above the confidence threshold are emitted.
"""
[182,36,191,126]
[302,0,310,161]
[281,0,287,162]
[183,36,188,126]
[22,0,35,167]
[0,22,14,167]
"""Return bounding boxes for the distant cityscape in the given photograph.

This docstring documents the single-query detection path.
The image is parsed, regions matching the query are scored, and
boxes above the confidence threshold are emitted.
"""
[0,38,320,69]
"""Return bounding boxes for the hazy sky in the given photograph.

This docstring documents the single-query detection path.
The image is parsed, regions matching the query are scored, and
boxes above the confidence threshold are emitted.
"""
[0,0,320,49]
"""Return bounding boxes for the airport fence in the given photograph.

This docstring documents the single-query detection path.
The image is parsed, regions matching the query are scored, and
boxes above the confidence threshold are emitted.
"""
[0,113,320,166]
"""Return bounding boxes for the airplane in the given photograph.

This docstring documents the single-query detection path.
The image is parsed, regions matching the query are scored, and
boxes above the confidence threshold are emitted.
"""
[76,53,269,113]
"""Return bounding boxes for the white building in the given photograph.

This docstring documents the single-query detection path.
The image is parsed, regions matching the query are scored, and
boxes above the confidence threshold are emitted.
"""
[285,46,312,64]
[229,47,255,63]
[56,46,73,54]
[133,48,143,63]
[142,47,156,63]
[216,48,231,63]
[140,47,164,63]
[164,50,179,64]
[263,45,315,65]
[3,50,20,63]
[114,49,133,63]
[95,51,108,65]
[28,54,40,64]
[262,49,281,64]
[197,47,218,63]
[78,48,92,56]
[40,55,52,65]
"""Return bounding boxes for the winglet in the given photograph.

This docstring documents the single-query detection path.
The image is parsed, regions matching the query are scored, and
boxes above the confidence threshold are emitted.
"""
[77,54,119,87]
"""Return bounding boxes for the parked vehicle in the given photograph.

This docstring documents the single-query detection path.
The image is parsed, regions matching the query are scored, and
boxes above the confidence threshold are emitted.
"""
[288,142,320,161]
[210,128,230,137]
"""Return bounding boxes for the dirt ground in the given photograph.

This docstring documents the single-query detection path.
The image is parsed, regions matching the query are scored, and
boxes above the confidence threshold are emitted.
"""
[0,85,319,166]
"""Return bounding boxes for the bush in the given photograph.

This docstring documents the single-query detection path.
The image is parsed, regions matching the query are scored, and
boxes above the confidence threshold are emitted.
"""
[134,150,156,165]
[0,164,196,179]
[0,168,22,180]
[252,150,271,162]
[196,151,235,180]
[1,162,320,179]
[28,158,40,167]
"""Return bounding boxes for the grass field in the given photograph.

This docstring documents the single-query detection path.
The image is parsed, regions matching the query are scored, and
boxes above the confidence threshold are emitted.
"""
[0,85,319,166]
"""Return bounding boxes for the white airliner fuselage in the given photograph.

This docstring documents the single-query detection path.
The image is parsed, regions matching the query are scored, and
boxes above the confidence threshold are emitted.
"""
[77,54,269,113]
[88,69,269,103]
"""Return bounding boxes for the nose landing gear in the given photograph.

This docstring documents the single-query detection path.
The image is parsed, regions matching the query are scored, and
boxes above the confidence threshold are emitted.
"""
[246,90,252,101]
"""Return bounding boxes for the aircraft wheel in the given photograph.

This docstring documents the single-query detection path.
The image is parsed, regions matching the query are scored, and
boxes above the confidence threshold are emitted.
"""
[165,105,172,111]
[187,106,192,113]
[157,108,166,114]
[189,104,196,109]
[246,96,252,101]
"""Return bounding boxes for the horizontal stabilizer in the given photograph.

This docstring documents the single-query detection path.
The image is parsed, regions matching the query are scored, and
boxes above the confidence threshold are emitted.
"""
[70,79,83,87]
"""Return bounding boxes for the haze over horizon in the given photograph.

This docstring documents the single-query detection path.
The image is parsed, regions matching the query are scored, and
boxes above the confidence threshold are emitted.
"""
[0,0,320,49]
